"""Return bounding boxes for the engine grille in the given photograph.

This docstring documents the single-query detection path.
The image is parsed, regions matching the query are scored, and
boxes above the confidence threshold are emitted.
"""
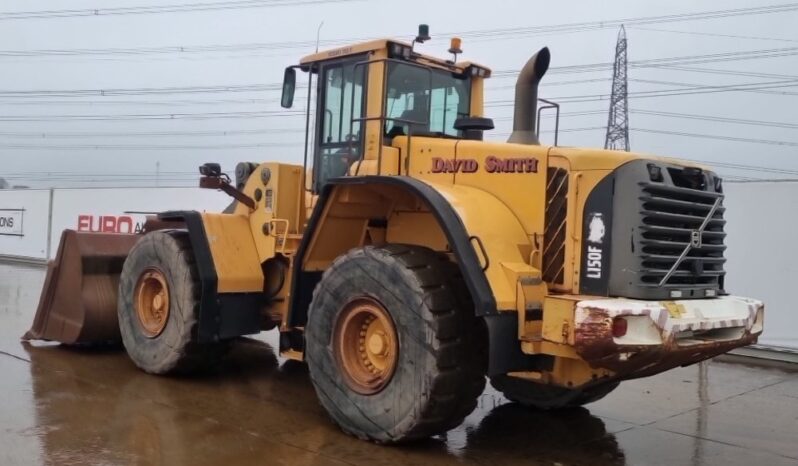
[580,160,727,299]
[638,182,726,289]
[543,167,568,284]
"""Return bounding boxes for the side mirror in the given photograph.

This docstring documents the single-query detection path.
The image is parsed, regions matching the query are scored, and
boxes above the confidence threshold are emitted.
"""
[281,67,296,109]
[199,162,222,177]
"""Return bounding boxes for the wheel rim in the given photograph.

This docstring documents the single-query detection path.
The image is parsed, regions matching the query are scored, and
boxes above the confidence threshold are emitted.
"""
[333,297,398,395]
[134,267,170,338]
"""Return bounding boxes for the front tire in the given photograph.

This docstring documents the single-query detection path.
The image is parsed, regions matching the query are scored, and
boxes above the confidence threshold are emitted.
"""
[118,230,227,375]
[305,244,486,443]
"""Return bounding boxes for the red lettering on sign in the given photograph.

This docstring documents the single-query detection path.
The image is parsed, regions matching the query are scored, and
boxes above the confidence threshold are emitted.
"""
[77,215,142,234]
[102,216,116,232]
[77,215,91,232]
[116,216,133,234]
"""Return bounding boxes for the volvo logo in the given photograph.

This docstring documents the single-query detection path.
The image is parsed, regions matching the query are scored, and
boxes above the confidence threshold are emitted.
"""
[690,230,703,248]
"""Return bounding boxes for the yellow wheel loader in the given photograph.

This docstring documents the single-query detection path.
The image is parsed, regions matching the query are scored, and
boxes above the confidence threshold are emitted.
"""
[24,26,764,443]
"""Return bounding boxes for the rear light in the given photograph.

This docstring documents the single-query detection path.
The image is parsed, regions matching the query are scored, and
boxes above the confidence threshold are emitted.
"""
[612,317,628,338]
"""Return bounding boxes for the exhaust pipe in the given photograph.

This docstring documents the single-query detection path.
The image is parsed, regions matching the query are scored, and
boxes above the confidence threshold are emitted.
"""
[507,47,551,145]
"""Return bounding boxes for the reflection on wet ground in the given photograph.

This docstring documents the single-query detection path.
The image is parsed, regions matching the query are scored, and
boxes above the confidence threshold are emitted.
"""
[1,262,797,466]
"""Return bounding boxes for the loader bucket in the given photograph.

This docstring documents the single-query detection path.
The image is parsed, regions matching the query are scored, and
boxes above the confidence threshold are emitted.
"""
[22,230,140,345]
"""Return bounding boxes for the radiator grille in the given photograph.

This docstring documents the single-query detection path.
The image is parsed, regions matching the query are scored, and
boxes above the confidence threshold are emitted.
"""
[638,183,726,287]
[543,167,568,284]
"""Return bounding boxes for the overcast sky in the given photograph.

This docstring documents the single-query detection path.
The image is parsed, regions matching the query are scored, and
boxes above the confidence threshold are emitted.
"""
[0,0,796,188]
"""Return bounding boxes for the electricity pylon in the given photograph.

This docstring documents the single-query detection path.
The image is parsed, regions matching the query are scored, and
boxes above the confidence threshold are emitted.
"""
[605,25,630,151]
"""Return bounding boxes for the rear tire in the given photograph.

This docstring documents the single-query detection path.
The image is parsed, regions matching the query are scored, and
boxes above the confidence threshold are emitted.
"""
[118,230,227,375]
[305,244,486,443]
[490,375,618,409]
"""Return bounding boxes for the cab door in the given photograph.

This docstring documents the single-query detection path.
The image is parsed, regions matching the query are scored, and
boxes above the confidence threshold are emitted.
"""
[312,56,368,192]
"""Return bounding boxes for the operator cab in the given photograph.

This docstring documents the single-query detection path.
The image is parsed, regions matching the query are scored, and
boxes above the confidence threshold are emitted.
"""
[281,26,493,192]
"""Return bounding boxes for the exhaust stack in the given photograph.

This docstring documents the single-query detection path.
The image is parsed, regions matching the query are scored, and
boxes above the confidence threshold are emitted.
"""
[507,47,551,145]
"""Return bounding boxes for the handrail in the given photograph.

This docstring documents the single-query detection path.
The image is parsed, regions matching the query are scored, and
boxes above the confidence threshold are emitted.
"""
[269,218,291,255]
[536,98,560,146]
[301,65,315,193]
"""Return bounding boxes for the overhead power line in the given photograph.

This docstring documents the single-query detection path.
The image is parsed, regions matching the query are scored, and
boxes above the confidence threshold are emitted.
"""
[726,178,798,183]
[4,77,798,120]
[1,46,797,101]
[0,77,611,106]
[0,128,306,138]
[630,78,798,96]
[0,107,793,138]
[691,160,798,176]
[0,83,281,98]
[0,142,300,150]
[0,110,304,121]
[632,109,798,129]
[0,0,358,21]
[485,79,798,107]
[493,77,613,91]
[0,126,607,150]
[2,78,797,123]
[557,79,798,101]
[0,2,796,56]
[0,97,284,107]
[494,46,798,77]
[629,26,798,43]
[3,170,196,176]
[2,49,798,102]
[0,107,661,123]
[2,127,796,151]
[646,65,798,80]
[632,128,798,147]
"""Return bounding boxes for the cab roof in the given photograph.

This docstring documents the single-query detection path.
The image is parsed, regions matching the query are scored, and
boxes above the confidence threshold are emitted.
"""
[299,39,491,77]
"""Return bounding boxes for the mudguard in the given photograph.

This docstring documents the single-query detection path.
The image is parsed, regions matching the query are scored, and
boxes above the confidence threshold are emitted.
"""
[156,211,262,343]
[288,176,540,375]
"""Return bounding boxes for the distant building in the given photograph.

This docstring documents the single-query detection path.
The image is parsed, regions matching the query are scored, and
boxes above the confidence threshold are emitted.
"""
[0,178,8,189]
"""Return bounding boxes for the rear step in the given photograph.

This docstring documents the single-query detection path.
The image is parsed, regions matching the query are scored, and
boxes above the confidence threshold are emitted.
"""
[22,230,139,345]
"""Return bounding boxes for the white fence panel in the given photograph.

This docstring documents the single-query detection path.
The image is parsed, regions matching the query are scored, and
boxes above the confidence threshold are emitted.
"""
[48,187,231,255]
[725,181,797,350]
[0,189,51,260]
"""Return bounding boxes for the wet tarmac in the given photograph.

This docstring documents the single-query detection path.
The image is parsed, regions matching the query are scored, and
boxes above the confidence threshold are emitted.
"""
[1,261,797,466]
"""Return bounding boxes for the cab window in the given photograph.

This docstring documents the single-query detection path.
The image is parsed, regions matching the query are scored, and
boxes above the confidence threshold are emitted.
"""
[315,58,366,191]
[384,62,471,138]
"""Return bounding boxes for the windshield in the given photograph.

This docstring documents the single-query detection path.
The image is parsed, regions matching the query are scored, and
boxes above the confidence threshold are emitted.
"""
[384,62,471,138]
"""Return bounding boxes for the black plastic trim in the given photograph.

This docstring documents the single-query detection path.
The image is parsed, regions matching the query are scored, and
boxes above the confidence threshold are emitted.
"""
[217,293,263,339]
[579,174,615,295]
[484,313,553,376]
[287,176,498,332]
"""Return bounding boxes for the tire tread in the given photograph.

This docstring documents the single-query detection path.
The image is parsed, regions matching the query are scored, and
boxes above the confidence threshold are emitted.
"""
[118,230,227,375]
[307,244,487,442]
